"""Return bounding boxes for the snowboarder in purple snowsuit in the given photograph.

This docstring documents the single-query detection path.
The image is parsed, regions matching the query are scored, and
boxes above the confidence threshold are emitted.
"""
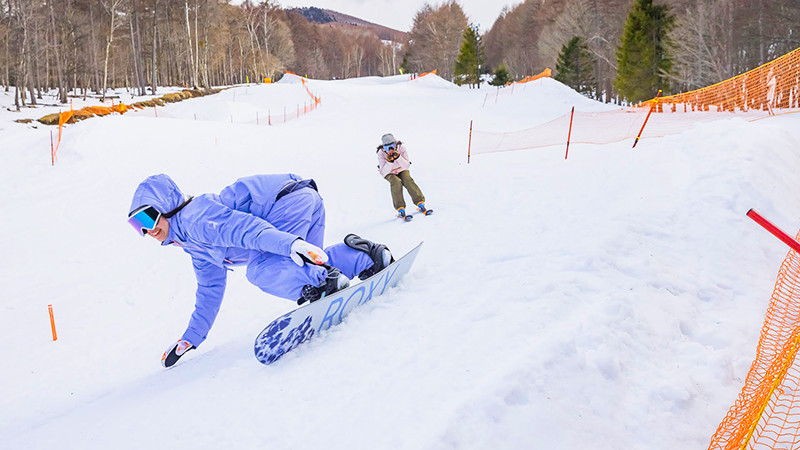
[127,174,393,367]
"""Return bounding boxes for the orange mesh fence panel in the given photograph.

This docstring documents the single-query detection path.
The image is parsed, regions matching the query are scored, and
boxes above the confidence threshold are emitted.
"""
[648,46,800,115]
[482,68,552,106]
[709,230,800,450]
[82,106,114,116]
[472,47,799,156]
[517,68,552,84]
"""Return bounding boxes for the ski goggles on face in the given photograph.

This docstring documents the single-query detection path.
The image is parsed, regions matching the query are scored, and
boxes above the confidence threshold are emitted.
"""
[383,143,396,151]
[128,205,161,236]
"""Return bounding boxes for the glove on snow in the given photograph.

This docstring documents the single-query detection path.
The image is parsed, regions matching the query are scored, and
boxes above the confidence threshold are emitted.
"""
[385,149,400,162]
[162,338,194,368]
[290,239,328,266]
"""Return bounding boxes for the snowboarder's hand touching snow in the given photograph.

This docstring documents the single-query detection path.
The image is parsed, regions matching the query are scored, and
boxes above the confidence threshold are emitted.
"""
[162,339,194,368]
[290,239,328,266]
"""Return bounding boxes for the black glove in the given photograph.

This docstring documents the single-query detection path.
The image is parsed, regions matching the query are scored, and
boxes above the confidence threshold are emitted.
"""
[161,339,195,368]
[386,149,400,162]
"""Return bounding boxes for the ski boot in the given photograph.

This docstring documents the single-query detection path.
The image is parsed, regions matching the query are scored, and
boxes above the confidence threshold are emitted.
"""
[344,233,395,280]
[297,266,350,305]
[416,202,433,216]
[397,207,413,221]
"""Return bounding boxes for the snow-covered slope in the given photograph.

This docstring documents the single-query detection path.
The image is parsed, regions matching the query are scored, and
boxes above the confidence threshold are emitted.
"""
[2,74,800,449]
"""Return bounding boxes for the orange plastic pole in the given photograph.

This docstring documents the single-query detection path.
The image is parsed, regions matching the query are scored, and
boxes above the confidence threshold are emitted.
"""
[747,209,800,253]
[565,106,574,160]
[632,90,661,148]
[48,304,57,341]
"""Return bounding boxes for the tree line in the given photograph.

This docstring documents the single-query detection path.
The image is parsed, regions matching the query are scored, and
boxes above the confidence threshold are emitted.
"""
[482,0,799,102]
[2,0,798,109]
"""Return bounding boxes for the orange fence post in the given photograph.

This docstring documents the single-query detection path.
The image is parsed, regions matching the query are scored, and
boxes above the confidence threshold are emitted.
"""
[565,106,575,160]
[632,90,661,148]
[48,304,57,341]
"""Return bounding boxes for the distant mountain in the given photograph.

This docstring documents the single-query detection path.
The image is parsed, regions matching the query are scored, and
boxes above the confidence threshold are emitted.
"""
[290,7,407,42]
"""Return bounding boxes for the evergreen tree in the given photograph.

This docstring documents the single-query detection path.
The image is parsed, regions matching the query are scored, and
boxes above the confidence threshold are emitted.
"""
[454,25,484,88]
[489,63,512,86]
[613,0,674,103]
[554,36,597,98]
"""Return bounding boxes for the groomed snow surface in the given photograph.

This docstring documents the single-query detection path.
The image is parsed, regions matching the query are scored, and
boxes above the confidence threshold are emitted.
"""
[2,74,800,449]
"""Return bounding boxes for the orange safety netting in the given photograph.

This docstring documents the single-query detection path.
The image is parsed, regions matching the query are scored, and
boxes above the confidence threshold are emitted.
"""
[708,229,800,450]
[471,47,800,156]
[52,102,130,162]
[234,73,321,125]
[516,67,552,84]
[469,107,771,155]
[648,46,800,114]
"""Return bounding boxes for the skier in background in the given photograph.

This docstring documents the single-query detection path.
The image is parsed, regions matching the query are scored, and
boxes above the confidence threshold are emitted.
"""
[127,173,393,368]
[376,133,432,219]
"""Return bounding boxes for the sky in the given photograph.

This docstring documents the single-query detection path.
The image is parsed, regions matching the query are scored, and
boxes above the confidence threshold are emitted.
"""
[2,72,800,449]
[275,0,517,32]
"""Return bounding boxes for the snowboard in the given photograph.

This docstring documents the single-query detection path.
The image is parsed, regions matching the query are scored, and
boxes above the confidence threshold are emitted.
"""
[254,242,424,365]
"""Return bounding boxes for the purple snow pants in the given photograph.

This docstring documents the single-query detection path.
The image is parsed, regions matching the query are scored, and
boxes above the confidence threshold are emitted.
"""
[245,187,373,300]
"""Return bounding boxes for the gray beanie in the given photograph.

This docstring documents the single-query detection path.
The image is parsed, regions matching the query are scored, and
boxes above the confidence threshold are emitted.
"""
[381,133,396,146]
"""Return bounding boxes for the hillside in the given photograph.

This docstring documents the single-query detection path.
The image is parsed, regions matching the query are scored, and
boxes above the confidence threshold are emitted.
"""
[291,6,407,42]
[2,74,800,449]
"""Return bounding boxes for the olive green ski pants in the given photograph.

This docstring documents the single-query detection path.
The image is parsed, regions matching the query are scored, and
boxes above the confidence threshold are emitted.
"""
[385,170,425,211]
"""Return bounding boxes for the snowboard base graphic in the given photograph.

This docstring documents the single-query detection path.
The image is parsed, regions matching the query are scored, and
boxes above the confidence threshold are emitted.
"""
[254,242,423,365]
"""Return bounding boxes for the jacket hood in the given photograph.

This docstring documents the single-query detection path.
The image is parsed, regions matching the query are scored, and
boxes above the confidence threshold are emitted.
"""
[129,174,186,216]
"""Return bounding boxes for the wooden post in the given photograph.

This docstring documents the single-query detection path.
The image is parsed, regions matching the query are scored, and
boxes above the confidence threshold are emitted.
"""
[467,120,473,164]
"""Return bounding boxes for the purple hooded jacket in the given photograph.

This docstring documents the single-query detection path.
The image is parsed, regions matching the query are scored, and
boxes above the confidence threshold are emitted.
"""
[129,174,305,346]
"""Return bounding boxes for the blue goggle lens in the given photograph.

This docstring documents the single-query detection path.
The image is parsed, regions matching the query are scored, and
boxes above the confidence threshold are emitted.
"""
[128,205,161,236]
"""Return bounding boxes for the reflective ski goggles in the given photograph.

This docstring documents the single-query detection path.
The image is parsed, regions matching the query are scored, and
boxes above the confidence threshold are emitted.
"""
[383,142,396,150]
[128,205,161,236]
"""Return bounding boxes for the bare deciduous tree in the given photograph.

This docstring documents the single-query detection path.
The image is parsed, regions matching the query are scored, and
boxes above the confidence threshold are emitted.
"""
[101,0,126,101]
[404,1,468,80]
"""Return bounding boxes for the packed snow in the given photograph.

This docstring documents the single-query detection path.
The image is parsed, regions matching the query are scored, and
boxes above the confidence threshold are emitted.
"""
[2,73,800,449]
